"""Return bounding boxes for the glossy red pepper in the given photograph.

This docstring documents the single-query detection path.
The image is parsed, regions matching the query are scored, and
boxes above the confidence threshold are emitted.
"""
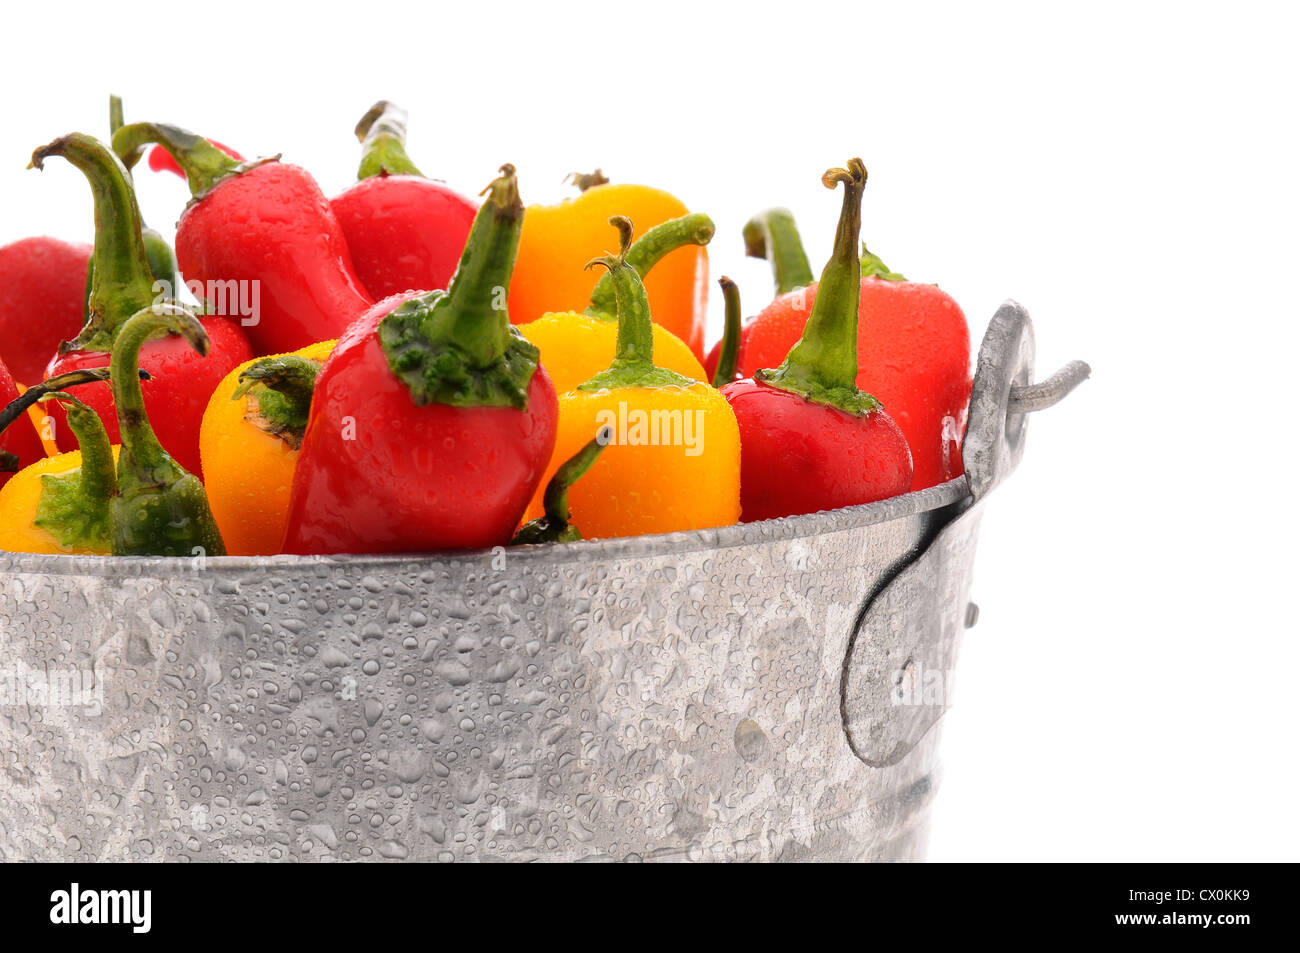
[0,356,48,486]
[0,237,92,385]
[330,101,478,301]
[283,165,557,555]
[708,207,970,491]
[113,121,375,356]
[31,133,253,479]
[719,160,912,521]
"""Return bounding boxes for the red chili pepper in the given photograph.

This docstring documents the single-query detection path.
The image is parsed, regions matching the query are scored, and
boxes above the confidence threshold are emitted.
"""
[0,237,92,385]
[719,160,913,521]
[113,122,374,356]
[709,203,970,491]
[330,101,478,301]
[30,133,254,479]
[0,357,48,486]
[283,165,557,555]
[147,140,243,177]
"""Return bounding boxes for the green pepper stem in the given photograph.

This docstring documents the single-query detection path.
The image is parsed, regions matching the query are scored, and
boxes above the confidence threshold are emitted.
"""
[427,164,521,364]
[38,393,115,501]
[378,164,540,409]
[743,208,815,295]
[544,429,607,523]
[233,354,320,446]
[108,95,139,171]
[109,306,226,557]
[511,428,609,545]
[82,227,179,323]
[112,122,241,197]
[31,133,159,353]
[111,305,209,475]
[355,100,424,180]
[31,392,117,551]
[566,169,609,192]
[85,99,180,312]
[586,213,715,320]
[109,95,124,138]
[861,244,906,281]
[143,229,179,293]
[578,217,697,392]
[592,217,649,364]
[233,355,319,406]
[0,367,126,438]
[754,159,881,416]
[712,276,743,387]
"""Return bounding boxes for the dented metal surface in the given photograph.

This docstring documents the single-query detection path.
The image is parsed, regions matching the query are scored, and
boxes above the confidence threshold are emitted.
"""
[0,301,1085,862]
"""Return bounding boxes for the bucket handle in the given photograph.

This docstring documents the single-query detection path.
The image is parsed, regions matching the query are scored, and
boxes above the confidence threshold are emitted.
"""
[1008,360,1091,415]
[961,301,1089,503]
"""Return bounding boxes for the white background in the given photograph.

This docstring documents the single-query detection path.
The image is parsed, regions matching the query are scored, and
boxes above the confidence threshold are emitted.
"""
[1,1,1296,861]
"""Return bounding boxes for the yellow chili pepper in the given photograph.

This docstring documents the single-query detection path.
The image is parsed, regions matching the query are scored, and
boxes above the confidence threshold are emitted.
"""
[518,214,712,394]
[199,340,335,556]
[0,389,119,556]
[509,175,710,359]
[0,447,123,555]
[521,219,740,538]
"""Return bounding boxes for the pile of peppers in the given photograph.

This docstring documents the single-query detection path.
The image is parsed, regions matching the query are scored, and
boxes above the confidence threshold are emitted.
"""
[0,98,973,558]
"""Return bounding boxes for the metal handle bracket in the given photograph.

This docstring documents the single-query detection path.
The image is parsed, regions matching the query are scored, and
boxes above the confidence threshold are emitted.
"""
[841,301,1089,766]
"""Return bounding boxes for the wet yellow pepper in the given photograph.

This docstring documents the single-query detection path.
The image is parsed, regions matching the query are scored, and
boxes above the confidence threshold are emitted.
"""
[518,214,711,394]
[509,176,710,359]
[0,447,122,555]
[522,219,740,538]
[199,340,335,556]
[0,389,119,556]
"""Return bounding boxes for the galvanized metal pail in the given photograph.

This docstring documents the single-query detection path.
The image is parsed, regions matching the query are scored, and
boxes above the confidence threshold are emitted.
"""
[0,302,1086,862]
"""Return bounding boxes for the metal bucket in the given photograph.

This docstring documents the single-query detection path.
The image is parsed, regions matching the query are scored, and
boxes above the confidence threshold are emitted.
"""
[0,302,1085,862]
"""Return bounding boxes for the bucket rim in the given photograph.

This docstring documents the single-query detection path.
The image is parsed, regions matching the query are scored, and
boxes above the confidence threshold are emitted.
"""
[0,477,969,577]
